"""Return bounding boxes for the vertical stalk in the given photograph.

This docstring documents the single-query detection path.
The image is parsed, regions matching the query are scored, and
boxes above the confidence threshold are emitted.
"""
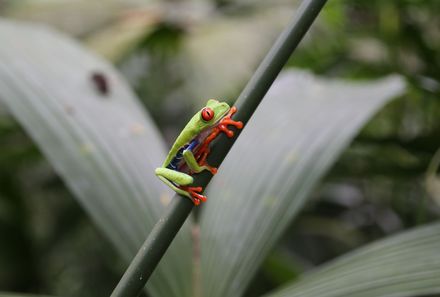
[192,225,202,297]
[110,0,327,296]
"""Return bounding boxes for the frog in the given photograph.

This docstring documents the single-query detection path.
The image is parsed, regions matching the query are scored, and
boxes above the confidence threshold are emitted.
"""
[155,99,243,205]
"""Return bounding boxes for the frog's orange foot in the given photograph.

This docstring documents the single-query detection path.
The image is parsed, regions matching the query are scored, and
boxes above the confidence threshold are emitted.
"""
[180,186,207,206]
[217,106,243,137]
[221,118,244,129]
[218,123,240,138]
[206,165,218,175]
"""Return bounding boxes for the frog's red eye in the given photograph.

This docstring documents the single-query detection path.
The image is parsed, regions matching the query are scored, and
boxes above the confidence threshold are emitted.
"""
[201,107,214,121]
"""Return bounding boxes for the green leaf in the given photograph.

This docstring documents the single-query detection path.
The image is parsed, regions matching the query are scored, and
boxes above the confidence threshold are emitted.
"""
[264,222,440,297]
[0,19,192,297]
[200,70,406,297]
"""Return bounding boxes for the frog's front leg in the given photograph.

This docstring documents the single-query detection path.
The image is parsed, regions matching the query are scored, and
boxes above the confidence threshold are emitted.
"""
[155,167,206,205]
[183,149,217,174]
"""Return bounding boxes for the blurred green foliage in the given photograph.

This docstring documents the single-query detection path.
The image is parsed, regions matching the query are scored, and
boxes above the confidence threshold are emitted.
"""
[0,0,439,296]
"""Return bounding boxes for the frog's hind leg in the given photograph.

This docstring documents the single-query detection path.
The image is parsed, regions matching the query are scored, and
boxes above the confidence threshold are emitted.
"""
[155,167,193,197]
[155,168,207,205]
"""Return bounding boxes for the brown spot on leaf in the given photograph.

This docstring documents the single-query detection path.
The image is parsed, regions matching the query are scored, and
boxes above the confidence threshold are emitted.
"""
[90,71,110,96]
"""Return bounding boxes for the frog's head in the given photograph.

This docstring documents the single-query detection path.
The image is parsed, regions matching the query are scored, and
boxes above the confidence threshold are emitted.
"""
[187,99,230,136]
[199,99,230,127]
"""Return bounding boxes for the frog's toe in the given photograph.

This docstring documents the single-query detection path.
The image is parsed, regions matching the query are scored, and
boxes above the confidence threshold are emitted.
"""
[234,121,243,129]
[218,124,234,137]
[179,186,207,205]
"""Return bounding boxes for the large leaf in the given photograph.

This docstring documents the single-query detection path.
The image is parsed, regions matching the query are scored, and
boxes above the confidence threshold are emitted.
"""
[0,19,192,297]
[201,70,406,297]
[265,222,440,297]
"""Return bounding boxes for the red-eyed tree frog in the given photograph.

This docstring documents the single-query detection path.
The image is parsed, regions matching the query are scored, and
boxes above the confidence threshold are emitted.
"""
[155,99,243,205]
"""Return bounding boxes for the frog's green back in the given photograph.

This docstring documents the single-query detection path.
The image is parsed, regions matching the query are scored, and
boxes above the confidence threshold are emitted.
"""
[162,114,200,167]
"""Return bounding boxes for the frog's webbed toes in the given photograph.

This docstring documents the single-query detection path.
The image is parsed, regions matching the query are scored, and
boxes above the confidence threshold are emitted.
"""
[217,108,243,138]
[179,185,207,205]
[218,124,235,137]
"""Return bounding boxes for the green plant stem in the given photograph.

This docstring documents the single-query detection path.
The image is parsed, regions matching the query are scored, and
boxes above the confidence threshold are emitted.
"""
[110,0,327,296]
